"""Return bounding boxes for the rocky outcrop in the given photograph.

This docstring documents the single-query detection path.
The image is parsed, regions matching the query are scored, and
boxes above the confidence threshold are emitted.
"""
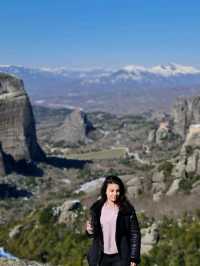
[172,96,200,139]
[53,109,93,147]
[53,199,82,224]
[172,97,189,138]
[141,223,159,254]
[127,177,144,198]
[166,178,181,196]
[147,121,178,148]
[152,171,166,201]
[172,123,200,179]
[0,73,44,163]
[75,177,105,195]
[147,129,156,143]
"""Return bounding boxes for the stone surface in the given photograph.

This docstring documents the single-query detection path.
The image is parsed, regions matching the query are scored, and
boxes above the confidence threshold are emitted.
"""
[185,149,200,174]
[53,109,93,147]
[153,191,163,202]
[127,177,144,198]
[9,224,23,239]
[148,129,156,143]
[152,170,167,200]
[172,97,189,139]
[172,96,200,139]
[156,127,169,144]
[191,180,200,194]
[74,177,105,195]
[0,73,44,162]
[152,171,165,183]
[54,199,82,224]
[166,179,181,196]
[141,223,159,254]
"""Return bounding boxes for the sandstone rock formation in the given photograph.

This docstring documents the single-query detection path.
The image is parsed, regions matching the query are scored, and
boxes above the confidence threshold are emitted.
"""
[0,73,44,164]
[172,96,200,139]
[53,109,93,147]
[172,122,200,179]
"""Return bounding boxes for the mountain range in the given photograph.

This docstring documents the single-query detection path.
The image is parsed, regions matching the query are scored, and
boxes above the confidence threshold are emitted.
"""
[1,63,200,114]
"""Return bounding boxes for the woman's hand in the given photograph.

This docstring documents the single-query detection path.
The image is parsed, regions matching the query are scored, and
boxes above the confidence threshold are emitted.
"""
[130,262,137,266]
[86,220,93,234]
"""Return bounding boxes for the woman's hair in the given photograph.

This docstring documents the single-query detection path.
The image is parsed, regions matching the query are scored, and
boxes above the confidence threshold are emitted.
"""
[100,175,128,208]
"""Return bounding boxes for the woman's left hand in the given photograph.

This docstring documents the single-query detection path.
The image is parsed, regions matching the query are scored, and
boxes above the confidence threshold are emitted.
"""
[130,262,137,266]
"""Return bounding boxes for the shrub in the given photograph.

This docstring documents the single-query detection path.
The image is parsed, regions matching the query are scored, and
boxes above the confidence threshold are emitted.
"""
[158,161,173,179]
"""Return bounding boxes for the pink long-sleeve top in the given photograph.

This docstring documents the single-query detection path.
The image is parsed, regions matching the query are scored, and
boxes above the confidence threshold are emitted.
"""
[100,203,119,254]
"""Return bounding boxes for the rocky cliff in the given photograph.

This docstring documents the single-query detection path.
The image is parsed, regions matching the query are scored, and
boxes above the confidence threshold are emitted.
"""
[172,96,200,138]
[0,73,44,165]
[52,109,93,147]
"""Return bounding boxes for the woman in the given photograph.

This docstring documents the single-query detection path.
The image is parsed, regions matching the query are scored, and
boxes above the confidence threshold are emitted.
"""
[86,175,141,266]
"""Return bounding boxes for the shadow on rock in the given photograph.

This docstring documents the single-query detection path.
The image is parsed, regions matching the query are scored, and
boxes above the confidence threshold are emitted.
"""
[45,156,92,169]
[14,160,44,177]
[0,183,32,199]
[3,153,44,177]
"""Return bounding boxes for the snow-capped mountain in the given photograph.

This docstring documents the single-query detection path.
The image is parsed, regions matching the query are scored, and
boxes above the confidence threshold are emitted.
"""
[1,63,200,86]
[1,63,200,114]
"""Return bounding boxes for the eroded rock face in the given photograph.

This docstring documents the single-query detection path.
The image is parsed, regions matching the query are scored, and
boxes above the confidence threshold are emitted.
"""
[53,109,93,147]
[172,96,200,139]
[0,73,44,162]
[172,97,189,139]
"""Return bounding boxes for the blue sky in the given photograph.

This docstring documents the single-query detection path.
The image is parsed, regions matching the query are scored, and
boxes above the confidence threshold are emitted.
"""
[0,0,200,69]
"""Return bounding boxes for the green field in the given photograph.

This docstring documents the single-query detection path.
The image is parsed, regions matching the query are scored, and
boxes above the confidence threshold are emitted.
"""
[66,148,127,160]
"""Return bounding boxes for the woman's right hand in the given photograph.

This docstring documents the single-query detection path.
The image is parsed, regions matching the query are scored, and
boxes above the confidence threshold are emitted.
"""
[86,220,93,234]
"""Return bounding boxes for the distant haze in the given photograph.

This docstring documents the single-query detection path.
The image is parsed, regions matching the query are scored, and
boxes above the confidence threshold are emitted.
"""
[1,64,200,114]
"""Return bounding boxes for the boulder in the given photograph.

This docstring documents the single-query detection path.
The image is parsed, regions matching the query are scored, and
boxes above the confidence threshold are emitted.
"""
[148,129,156,143]
[74,177,105,195]
[141,223,159,254]
[54,199,82,224]
[9,224,23,238]
[0,73,45,162]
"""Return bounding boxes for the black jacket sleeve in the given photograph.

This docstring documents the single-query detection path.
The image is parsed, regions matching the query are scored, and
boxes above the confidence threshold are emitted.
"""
[129,210,141,264]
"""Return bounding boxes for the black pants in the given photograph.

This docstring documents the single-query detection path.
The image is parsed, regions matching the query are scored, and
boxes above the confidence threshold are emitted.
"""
[100,253,121,266]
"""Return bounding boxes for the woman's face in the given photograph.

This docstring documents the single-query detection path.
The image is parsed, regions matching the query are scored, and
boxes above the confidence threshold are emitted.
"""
[106,183,120,203]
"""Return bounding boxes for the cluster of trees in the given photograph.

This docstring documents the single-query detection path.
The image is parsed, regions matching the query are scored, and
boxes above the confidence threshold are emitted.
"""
[0,208,199,266]
[141,214,200,266]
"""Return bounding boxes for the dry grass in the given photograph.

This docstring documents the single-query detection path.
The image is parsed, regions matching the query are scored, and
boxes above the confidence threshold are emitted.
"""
[66,147,127,160]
